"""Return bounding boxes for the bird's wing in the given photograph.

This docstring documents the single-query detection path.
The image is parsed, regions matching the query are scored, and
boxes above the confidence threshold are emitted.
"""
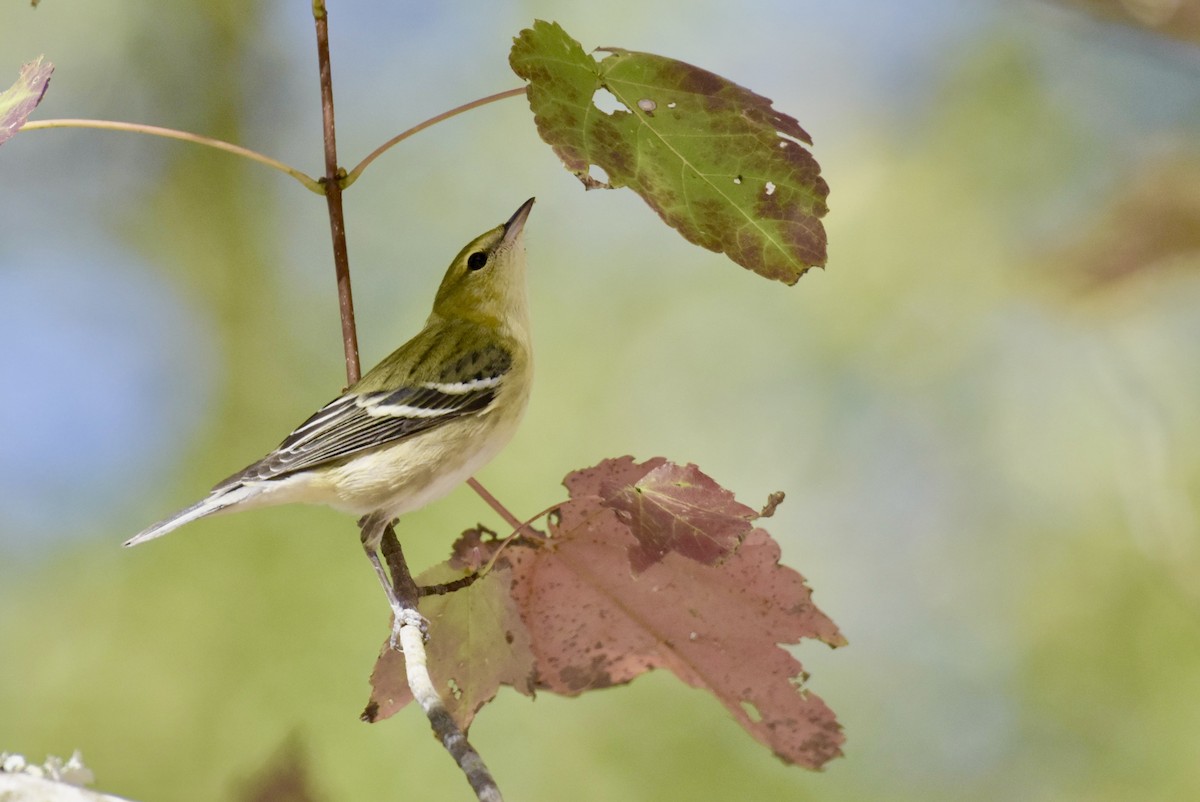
[220,343,512,487]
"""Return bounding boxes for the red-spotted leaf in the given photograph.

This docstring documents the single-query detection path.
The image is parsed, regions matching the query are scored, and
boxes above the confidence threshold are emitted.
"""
[510,20,829,284]
[0,57,53,146]
[362,558,535,730]
[506,463,846,768]
[587,456,758,572]
[362,457,843,769]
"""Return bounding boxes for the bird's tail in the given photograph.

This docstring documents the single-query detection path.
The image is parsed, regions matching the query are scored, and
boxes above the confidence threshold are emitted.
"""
[123,484,254,547]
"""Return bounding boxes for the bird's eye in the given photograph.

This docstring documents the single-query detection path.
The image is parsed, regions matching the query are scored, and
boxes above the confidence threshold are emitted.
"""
[467,251,488,271]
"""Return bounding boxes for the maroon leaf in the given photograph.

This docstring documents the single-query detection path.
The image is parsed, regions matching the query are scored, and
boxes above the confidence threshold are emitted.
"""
[592,457,757,572]
[505,469,846,767]
[364,457,844,769]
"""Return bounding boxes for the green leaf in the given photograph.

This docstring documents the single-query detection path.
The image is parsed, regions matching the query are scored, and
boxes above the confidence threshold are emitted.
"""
[0,56,53,146]
[510,21,829,284]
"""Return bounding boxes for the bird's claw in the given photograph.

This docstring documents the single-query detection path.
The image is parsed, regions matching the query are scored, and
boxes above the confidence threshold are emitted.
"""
[388,606,430,651]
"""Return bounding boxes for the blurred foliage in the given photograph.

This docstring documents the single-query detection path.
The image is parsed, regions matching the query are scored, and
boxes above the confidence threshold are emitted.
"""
[235,737,326,802]
[2,2,1200,802]
[1068,0,1200,43]
[1044,150,1200,288]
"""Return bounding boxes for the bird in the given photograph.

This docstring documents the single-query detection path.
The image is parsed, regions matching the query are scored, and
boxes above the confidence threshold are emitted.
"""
[125,198,536,628]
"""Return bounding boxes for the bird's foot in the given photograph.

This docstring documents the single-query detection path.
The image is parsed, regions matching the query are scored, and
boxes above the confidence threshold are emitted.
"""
[388,605,430,651]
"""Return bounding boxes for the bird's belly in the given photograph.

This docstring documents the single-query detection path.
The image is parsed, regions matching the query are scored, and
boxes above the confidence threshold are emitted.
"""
[287,405,523,519]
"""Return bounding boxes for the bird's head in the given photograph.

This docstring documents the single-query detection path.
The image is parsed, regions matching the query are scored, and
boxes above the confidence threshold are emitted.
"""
[432,198,535,330]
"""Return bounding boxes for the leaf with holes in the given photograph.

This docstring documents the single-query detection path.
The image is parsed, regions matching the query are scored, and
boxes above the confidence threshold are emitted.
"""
[362,457,844,768]
[0,57,53,146]
[507,459,845,768]
[510,20,828,284]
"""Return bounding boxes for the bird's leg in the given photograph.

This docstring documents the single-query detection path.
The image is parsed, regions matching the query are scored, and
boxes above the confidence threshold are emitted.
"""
[358,513,428,650]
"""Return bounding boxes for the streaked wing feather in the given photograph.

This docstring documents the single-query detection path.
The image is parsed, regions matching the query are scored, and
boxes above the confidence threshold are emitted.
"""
[219,342,511,487]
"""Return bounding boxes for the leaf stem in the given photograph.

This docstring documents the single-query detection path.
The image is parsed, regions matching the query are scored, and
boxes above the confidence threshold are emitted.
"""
[342,86,527,188]
[19,118,321,192]
[466,476,526,534]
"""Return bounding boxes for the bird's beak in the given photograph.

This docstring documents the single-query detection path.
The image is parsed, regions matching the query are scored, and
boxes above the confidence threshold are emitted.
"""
[502,197,536,246]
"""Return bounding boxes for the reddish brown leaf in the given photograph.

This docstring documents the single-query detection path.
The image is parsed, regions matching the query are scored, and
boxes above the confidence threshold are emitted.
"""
[363,458,843,770]
[448,525,498,572]
[497,457,845,768]
[596,458,757,572]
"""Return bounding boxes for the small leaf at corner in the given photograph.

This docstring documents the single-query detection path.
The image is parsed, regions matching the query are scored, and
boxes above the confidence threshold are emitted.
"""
[0,57,53,146]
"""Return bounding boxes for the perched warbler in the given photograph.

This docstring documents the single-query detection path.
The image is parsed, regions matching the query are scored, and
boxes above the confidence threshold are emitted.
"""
[126,198,535,618]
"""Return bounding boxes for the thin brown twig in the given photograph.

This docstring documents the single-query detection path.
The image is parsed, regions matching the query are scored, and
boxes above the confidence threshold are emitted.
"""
[419,573,481,597]
[311,3,502,800]
[20,118,322,192]
[342,86,526,188]
[313,1,361,386]
[379,522,421,602]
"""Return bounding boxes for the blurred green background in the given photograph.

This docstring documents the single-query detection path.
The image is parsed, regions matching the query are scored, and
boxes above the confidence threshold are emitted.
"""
[3,1,1200,800]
